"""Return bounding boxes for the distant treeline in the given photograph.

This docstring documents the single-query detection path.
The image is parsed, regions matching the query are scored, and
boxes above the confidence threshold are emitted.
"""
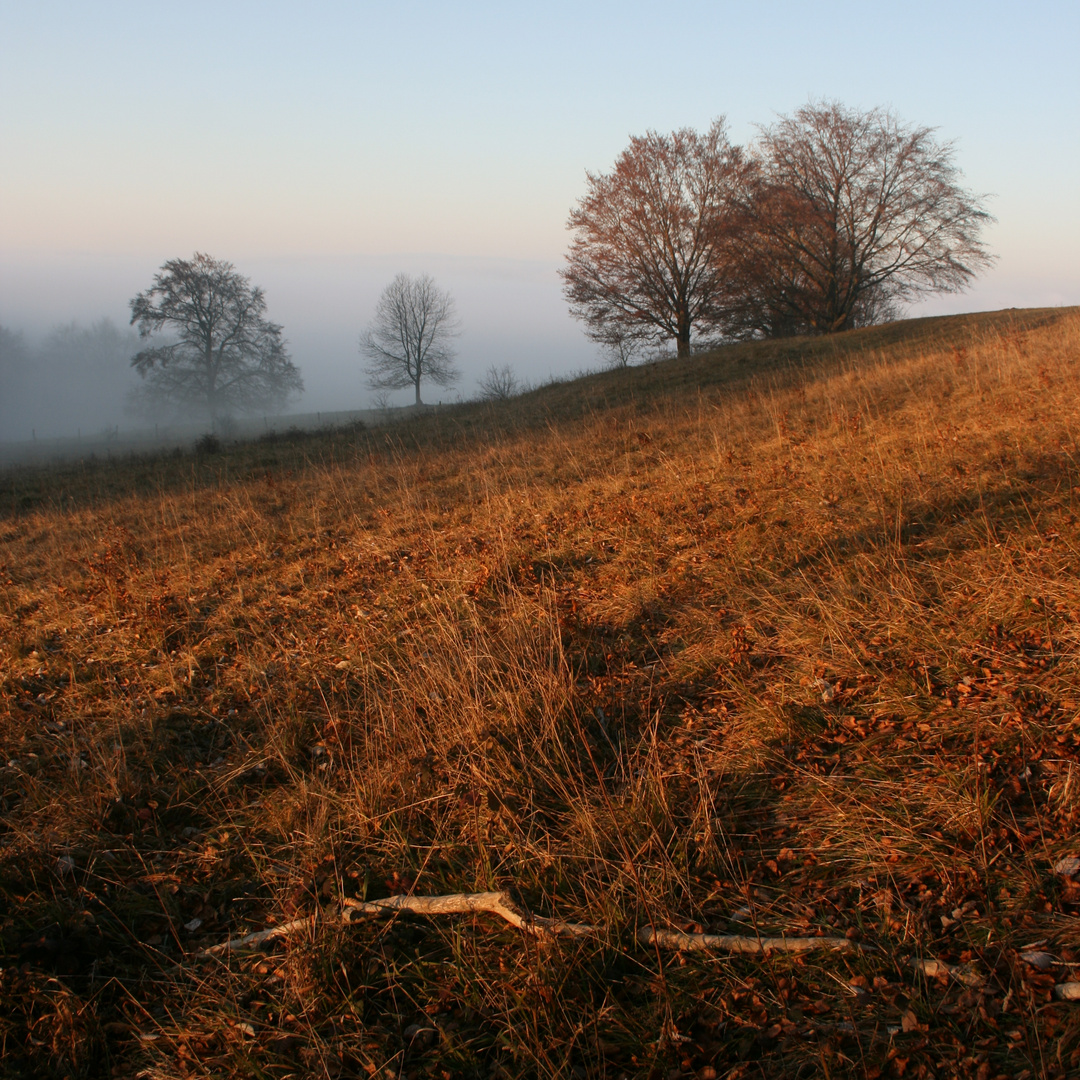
[0,319,140,442]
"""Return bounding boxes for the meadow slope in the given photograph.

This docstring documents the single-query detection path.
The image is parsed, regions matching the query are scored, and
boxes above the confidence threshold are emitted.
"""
[2,307,1080,1079]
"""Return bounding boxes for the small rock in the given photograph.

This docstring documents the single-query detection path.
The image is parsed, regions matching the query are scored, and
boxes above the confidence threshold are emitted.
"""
[1054,855,1080,878]
[1054,982,1080,1001]
[1020,950,1056,970]
[56,855,75,876]
[184,917,203,932]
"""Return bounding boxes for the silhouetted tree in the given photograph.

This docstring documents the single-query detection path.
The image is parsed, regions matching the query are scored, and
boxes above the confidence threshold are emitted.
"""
[129,253,302,423]
[361,274,460,405]
[561,121,746,359]
[729,102,994,336]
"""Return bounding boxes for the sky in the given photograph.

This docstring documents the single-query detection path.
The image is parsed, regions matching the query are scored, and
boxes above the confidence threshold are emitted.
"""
[1,0,1078,435]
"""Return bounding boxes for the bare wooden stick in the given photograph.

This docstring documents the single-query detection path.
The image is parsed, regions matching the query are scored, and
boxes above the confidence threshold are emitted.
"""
[200,915,315,957]
[637,927,855,954]
[199,889,860,959]
[341,891,597,939]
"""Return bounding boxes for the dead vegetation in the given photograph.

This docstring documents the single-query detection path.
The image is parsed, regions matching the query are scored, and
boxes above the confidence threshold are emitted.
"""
[2,307,1080,1078]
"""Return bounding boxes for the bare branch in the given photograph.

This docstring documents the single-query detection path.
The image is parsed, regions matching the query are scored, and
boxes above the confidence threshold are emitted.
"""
[198,890,857,959]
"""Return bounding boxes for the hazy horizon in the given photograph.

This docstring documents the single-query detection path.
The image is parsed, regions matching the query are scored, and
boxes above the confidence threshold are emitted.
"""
[0,251,601,440]
[2,1,1077,441]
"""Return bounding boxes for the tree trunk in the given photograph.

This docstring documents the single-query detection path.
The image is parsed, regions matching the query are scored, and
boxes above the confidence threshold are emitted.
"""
[207,348,218,427]
[415,377,422,406]
[676,308,692,358]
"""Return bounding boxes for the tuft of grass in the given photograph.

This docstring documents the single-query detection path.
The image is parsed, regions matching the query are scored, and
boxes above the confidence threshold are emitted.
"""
[3,306,1080,1078]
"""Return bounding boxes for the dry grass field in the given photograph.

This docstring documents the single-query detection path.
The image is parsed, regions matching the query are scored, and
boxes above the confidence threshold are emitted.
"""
[3,306,1080,1079]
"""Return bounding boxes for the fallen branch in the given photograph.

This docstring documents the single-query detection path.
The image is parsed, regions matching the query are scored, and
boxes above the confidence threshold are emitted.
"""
[638,927,855,954]
[200,890,856,958]
[341,890,596,938]
[200,915,315,957]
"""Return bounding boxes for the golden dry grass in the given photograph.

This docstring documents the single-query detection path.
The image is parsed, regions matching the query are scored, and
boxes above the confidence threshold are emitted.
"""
[3,306,1080,1078]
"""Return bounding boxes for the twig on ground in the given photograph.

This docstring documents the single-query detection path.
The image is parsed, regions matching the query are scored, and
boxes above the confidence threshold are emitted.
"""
[637,926,856,954]
[341,890,597,938]
[199,890,858,957]
[199,915,315,957]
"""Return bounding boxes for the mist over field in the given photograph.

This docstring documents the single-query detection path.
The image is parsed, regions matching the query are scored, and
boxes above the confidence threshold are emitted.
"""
[0,253,598,444]
[3,247,1074,447]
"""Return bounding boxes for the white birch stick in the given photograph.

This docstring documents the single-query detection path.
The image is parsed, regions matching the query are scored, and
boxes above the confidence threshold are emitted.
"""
[637,926,855,953]
[341,891,597,939]
[199,890,858,957]
[200,915,315,957]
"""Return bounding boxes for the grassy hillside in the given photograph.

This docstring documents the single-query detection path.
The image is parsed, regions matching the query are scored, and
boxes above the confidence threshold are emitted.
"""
[2,306,1080,1079]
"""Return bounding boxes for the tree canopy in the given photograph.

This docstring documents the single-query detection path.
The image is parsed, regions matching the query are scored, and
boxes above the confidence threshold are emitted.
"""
[129,253,303,423]
[728,102,995,336]
[563,104,994,354]
[561,120,746,359]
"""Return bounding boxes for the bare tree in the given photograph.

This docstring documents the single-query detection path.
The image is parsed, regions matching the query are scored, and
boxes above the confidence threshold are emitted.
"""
[129,253,302,424]
[477,363,520,400]
[361,274,460,406]
[729,102,994,336]
[561,120,746,359]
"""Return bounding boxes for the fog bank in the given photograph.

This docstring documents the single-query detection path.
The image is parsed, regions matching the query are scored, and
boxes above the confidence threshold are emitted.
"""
[0,252,599,443]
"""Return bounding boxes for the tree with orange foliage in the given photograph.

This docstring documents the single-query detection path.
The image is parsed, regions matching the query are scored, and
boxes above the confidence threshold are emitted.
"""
[561,121,746,359]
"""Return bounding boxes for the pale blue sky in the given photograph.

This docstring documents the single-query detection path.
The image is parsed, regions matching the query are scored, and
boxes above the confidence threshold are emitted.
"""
[1,1,1077,423]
